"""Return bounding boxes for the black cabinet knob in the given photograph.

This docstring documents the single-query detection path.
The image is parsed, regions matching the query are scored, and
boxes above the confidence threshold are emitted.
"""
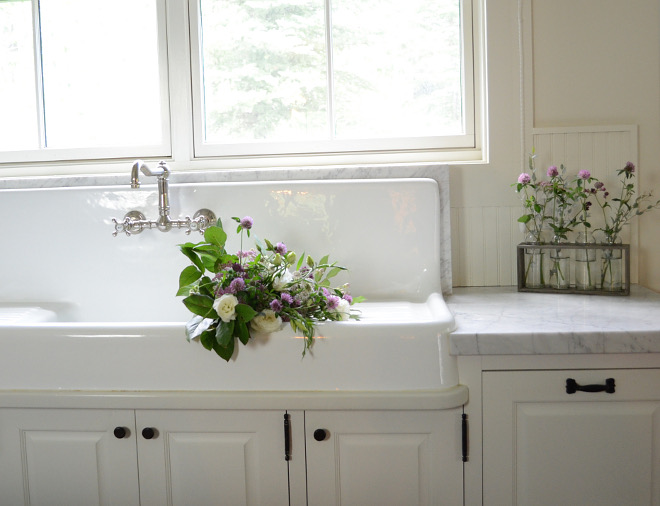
[142,427,158,440]
[113,427,129,439]
[313,428,329,441]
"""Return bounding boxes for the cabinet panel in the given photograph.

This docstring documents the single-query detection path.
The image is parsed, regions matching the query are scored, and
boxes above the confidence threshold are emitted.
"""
[136,409,302,506]
[0,408,140,506]
[483,369,660,506]
[305,409,463,506]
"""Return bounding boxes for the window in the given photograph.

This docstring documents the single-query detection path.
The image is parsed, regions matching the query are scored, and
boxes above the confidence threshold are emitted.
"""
[0,0,480,170]
[0,0,169,164]
[191,0,475,159]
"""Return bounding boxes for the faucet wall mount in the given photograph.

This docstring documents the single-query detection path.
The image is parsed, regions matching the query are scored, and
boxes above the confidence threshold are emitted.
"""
[112,160,216,236]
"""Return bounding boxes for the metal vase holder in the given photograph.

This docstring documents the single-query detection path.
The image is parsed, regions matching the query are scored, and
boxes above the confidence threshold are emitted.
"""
[516,242,630,296]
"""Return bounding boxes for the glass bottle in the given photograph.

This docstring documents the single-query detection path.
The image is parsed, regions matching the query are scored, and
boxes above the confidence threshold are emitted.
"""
[574,230,599,290]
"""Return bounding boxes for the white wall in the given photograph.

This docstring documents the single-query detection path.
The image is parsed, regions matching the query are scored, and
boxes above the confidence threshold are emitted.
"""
[450,0,660,292]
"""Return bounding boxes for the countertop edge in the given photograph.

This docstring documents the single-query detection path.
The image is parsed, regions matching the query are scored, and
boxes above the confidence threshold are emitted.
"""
[447,285,660,356]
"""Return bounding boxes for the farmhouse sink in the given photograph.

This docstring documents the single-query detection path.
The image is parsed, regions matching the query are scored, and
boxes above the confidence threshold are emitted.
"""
[0,177,456,392]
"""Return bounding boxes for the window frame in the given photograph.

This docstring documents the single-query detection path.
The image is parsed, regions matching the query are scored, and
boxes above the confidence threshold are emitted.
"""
[0,0,485,173]
[0,0,172,166]
[188,0,477,161]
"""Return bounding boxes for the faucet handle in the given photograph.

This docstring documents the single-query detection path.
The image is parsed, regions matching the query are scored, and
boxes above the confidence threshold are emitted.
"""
[141,160,170,179]
[189,209,217,234]
[111,211,147,236]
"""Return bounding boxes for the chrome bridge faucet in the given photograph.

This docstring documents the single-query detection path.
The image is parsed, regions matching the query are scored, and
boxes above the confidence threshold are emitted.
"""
[112,160,216,236]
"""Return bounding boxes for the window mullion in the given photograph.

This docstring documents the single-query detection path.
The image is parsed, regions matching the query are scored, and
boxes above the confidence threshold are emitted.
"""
[31,0,46,149]
[324,0,335,141]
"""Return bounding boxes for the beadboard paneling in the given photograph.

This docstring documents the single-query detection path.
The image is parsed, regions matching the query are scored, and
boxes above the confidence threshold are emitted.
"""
[452,206,521,287]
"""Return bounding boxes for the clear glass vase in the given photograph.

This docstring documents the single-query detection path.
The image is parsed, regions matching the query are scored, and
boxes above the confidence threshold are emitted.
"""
[549,245,570,290]
[574,231,599,290]
[601,238,623,291]
[523,232,548,288]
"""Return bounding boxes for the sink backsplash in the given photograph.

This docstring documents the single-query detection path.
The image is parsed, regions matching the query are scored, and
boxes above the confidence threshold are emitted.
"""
[0,168,451,322]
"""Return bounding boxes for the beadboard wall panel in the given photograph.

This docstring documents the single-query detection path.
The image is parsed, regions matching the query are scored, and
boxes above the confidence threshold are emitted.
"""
[452,125,638,287]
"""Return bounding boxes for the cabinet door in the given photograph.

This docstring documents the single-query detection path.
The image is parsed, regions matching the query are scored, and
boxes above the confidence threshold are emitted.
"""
[0,408,140,506]
[305,409,463,506]
[136,409,303,506]
[483,369,660,506]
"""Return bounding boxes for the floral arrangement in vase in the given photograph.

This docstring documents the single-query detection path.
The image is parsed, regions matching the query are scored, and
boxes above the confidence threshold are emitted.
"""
[514,154,660,293]
[177,216,363,361]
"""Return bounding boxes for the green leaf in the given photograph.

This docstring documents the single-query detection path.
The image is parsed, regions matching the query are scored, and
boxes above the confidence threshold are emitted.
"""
[235,316,251,345]
[213,336,235,362]
[318,254,329,266]
[180,245,205,272]
[182,294,216,318]
[197,276,216,298]
[216,320,235,348]
[199,329,216,351]
[204,226,227,248]
[518,215,532,224]
[179,265,202,289]
[325,267,343,280]
[176,285,192,297]
[296,253,306,271]
[235,303,258,322]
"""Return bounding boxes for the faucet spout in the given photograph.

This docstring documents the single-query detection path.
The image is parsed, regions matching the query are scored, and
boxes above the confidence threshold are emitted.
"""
[130,160,145,188]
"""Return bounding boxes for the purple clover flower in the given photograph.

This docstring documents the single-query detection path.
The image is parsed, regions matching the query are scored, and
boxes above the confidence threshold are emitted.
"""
[239,216,253,230]
[229,278,245,293]
[275,242,287,255]
[624,161,635,173]
[281,293,293,305]
[342,294,353,304]
[594,181,605,190]
[546,166,559,178]
[326,295,340,310]
[578,169,591,180]
[518,173,531,184]
[238,249,257,261]
[270,299,283,312]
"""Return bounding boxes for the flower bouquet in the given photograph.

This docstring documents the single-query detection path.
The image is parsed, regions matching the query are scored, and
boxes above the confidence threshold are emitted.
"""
[514,156,658,294]
[177,216,363,361]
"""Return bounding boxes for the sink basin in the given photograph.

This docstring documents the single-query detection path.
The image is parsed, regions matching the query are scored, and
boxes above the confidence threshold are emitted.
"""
[0,294,456,392]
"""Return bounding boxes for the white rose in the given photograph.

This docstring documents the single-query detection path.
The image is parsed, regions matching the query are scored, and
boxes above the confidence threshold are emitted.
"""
[250,309,283,334]
[213,294,238,323]
[272,269,293,291]
[333,298,351,321]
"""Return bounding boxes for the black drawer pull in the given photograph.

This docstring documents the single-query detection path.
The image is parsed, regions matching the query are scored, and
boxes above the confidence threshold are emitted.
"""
[566,378,615,394]
[142,427,158,439]
[313,428,329,441]
[113,426,130,439]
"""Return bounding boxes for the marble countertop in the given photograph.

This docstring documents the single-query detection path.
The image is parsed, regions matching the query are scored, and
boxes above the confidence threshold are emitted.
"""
[447,285,660,355]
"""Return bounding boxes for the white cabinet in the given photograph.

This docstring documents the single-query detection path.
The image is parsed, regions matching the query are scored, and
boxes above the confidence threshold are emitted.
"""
[0,408,296,506]
[483,369,660,506]
[305,409,463,506]
[0,408,140,506]
[0,404,464,505]
[136,409,304,506]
